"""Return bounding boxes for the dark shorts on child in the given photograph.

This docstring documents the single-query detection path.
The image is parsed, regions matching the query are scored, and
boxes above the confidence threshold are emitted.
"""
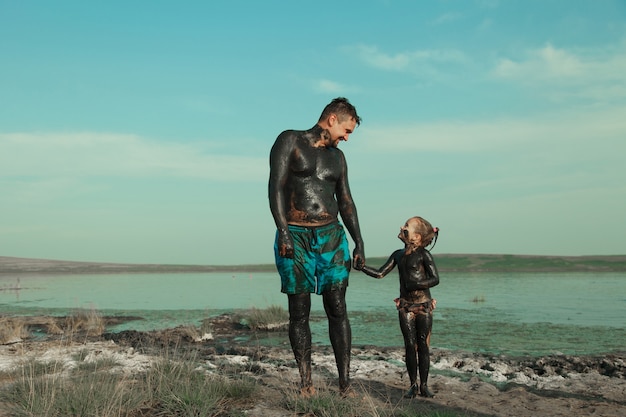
[274,221,351,295]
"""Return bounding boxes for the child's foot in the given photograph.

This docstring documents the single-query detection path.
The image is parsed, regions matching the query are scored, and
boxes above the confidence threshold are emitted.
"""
[419,384,435,398]
[403,385,419,398]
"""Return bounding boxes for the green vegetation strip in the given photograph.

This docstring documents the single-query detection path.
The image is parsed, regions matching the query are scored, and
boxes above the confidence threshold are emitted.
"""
[2,254,626,275]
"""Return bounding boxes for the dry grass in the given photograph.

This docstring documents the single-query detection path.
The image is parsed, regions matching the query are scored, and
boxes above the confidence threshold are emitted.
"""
[64,307,105,336]
[236,304,289,331]
[0,308,475,416]
[0,318,29,345]
[0,308,105,344]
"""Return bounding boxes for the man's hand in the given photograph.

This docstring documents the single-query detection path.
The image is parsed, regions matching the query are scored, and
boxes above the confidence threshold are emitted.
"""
[277,230,294,258]
[352,247,365,270]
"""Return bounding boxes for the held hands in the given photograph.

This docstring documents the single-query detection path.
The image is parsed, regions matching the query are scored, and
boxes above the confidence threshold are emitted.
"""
[352,247,365,270]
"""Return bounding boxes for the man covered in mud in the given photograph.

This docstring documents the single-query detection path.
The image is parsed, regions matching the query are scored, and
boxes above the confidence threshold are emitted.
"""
[268,97,365,396]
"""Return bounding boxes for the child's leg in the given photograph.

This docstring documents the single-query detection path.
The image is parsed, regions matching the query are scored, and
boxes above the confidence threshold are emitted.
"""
[416,312,434,397]
[398,311,419,397]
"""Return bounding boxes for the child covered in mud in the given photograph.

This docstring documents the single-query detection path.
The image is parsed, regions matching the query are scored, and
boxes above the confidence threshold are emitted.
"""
[356,216,440,398]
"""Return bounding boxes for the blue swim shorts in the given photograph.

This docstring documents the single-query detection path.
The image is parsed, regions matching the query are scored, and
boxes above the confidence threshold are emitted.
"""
[274,222,351,295]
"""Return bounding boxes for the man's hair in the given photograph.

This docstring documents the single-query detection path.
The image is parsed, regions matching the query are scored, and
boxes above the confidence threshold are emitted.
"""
[318,97,361,126]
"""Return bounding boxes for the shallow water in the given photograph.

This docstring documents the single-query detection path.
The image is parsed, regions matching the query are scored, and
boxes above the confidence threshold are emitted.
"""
[1,271,624,356]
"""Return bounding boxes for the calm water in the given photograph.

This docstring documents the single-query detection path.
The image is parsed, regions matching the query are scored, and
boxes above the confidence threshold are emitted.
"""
[1,271,624,357]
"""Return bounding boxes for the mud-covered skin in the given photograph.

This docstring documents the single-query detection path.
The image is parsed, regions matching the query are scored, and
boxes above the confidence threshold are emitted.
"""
[288,284,351,392]
[361,248,439,303]
[359,217,440,397]
[399,307,434,398]
[268,100,364,394]
[269,124,364,265]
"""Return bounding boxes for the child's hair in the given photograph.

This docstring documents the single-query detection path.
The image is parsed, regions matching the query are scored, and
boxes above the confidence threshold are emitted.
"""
[412,216,439,249]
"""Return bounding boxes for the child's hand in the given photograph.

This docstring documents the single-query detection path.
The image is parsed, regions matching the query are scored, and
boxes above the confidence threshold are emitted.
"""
[431,298,437,310]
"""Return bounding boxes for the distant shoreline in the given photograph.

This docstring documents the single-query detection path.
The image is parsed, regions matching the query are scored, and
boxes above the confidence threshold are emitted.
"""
[2,254,626,275]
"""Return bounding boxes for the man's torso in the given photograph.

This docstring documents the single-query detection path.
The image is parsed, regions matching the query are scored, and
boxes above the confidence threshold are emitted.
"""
[284,133,345,226]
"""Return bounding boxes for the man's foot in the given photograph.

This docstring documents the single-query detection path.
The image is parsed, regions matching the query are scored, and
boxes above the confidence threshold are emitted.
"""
[300,385,316,397]
[419,384,435,398]
[340,385,358,398]
[403,385,419,399]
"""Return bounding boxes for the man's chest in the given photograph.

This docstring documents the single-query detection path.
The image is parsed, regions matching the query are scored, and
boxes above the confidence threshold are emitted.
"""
[291,146,342,181]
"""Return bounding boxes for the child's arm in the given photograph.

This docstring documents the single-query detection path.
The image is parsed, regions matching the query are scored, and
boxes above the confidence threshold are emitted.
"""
[359,250,401,279]
[420,249,440,288]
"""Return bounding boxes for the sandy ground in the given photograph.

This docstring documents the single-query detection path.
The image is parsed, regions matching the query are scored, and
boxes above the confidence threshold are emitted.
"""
[0,315,624,417]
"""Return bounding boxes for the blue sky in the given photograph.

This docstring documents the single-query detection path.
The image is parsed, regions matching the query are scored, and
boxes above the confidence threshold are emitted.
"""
[1,0,625,265]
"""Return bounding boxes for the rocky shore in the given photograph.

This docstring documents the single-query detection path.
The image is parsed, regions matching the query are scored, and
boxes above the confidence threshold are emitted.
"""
[2,314,624,417]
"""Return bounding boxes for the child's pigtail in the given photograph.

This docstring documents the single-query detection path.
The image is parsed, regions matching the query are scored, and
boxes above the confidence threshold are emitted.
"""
[428,226,439,250]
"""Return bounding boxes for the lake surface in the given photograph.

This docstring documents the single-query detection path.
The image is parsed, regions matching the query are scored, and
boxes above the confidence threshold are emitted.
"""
[1,271,624,357]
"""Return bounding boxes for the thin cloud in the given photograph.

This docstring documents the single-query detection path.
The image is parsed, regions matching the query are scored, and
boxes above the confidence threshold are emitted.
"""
[432,12,463,25]
[493,42,626,102]
[314,79,348,93]
[351,44,466,72]
[477,18,493,31]
[358,106,626,153]
[494,43,583,79]
[0,132,267,181]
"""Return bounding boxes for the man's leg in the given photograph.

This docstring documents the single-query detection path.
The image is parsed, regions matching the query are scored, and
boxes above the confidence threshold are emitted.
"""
[288,292,314,393]
[322,283,351,393]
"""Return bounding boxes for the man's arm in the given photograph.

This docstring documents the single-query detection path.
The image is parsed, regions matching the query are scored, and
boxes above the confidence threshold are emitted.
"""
[268,131,294,258]
[335,151,365,269]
